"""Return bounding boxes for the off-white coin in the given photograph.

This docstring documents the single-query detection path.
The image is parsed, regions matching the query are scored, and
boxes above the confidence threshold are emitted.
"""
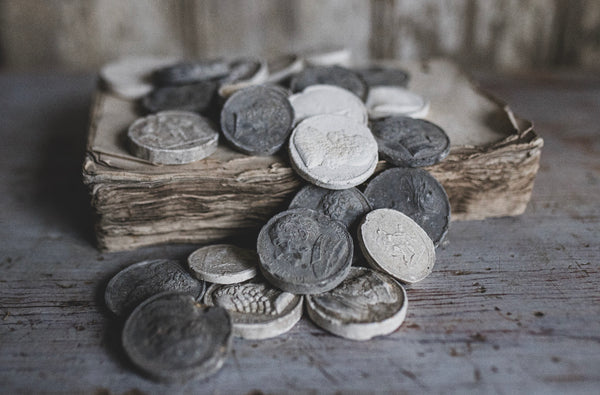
[358,208,435,283]
[204,279,303,340]
[218,58,269,98]
[366,86,430,119]
[188,244,258,284]
[306,267,408,341]
[289,85,368,126]
[303,46,352,67]
[288,114,378,190]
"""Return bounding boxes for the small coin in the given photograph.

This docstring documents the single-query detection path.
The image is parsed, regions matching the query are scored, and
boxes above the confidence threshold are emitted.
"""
[290,66,369,101]
[306,266,408,340]
[257,208,353,294]
[220,85,294,156]
[122,292,232,383]
[363,168,450,247]
[288,114,378,190]
[355,66,410,88]
[288,85,368,126]
[303,46,353,67]
[366,86,429,119]
[152,60,231,86]
[127,110,219,165]
[218,58,269,98]
[266,54,304,84]
[370,116,450,167]
[204,279,303,340]
[140,81,218,115]
[104,259,206,316]
[188,244,258,284]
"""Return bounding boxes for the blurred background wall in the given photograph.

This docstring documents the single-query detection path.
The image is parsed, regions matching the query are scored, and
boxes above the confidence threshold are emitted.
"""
[1,0,598,72]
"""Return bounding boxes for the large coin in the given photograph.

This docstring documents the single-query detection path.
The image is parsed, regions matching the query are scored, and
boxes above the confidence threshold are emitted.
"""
[152,60,230,86]
[188,244,258,284]
[122,292,232,383]
[355,66,410,88]
[290,66,369,101]
[366,86,429,119]
[257,208,353,294]
[104,259,205,316]
[127,110,219,164]
[306,267,408,340]
[140,81,218,115]
[288,114,378,190]
[218,58,269,98]
[370,116,450,167]
[220,85,294,156]
[204,279,303,340]
[363,168,450,247]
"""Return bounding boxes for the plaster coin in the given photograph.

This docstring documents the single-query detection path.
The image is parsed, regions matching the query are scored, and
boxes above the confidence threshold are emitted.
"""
[370,116,450,167]
[366,86,430,119]
[152,60,230,86]
[122,292,232,383]
[266,54,304,84]
[306,266,408,340]
[220,85,294,155]
[303,46,352,67]
[104,259,206,316]
[188,244,258,284]
[257,208,353,294]
[290,66,368,101]
[127,110,219,165]
[204,279,303,340]
[363,167,450,247]
[288,85,368,126]
[355,66,410,88]
[218,58,269,98]
[288,114,378,190]
[358,208,435,283]
[140,81,218,115]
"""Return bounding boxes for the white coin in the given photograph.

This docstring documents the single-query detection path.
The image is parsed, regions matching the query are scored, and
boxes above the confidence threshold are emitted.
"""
[289,85,368,126]
[366,86,430,119]
[288,114,378,190]
[303,46,352,67]
[188,244,258,284]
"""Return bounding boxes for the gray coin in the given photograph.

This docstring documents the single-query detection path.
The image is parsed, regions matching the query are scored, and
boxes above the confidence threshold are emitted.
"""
[122,292,232,383]
[104,259,206,316]
[220,58,262,85]
[356,66,410,88]
[188,244,258,284]
[363,167,450,247]
[257,208,353,294]
[141,81,218,115]
[306,267,408,340]
[370,116,450,167]
[153,60,230,86]
[290,66,369,101]
[266,54,304,84]
[220,85,294,155]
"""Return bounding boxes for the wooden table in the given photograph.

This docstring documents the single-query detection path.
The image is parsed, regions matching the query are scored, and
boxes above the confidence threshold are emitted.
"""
[0,71,598,394]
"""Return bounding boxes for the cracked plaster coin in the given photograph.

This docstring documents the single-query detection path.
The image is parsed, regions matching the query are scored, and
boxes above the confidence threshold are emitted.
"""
[290,66,368,101]
[188,244,258,285]
[366,86,429,119]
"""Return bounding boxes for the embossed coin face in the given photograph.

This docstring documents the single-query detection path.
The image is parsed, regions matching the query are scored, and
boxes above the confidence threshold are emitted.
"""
[355,66,410,88]
[363,168,450,247]
[127,110,219,164]
[290,66,369,101]
[221,85,294,156]
[257,208,354,294]
[288,85,368,126]
[366,87,429,119]
[358,209,435,283]
[188,244,258,284]
[370,116,450,167]
[122,292,232,383]
[141,81,218,115]
[288,114,378,190]
[152,60,231,86]
[104,259,206,316]
[204,279,303,339]
[306,267,408,340]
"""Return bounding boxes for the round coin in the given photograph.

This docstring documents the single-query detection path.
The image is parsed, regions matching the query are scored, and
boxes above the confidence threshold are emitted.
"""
[257,208,353,294]
[355,66,410,88]
[152,60,231,86]
[306,267,408,340]
[290,66,368,101]
[366,86,429,119]
[140,81,218,115]
[188,244,258,284]
[122,292,232,383]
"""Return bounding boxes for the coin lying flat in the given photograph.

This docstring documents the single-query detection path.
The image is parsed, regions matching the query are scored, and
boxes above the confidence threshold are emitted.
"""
[204,279,303,340]
[355,66,410,88]
[306,267,408,340]
[363,167,450,247]
[152,60,231,86]
[359,209,435,283]
[288,114,378,190]
[218,58,269,98]
[188,244,258,284]
[290,66,368,101]
[122,292,232,383]
[140,81,218,115]
[127,110,219,164]
[220,85,294,156]
[104,259,206,316]
[266,54,304,84]
[257,208,353,294]
[370,116,450,167]
[288,85,368,126]
[366,86,429,119]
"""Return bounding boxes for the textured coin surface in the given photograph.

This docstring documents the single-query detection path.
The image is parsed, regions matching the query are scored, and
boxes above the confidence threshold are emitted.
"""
[359,209,435,283]
[290,66,369,101]
[221,85,294,155]
[104,259,206,316]
[127,110,219,164]
[122,292,232,383]
[370,116,450,167]
[363,167,450,247]
[141,81,217,114]
[356,66,410,88]
[204,279,303,339]
[257,208,354,294]
[288,114,378,190]
[152,60,230,86]
[188,244,258,284]
[366,86,429,119]
[218,58,269,98]
[306,267,408,340]
[266,54,304,84]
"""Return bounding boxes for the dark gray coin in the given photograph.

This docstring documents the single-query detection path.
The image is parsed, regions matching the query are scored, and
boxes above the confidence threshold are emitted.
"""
[140,81,217,114]
[288,184,371,229]
[356,66,410,88]
[122,292,232,383]
[220,58,261,85]
[220,85,294,155]
[104,259,206,316]
[363,168,450,247]
[257,208,353,294]
[153,60,230,86]
[370,116,450,167]
[290,66,369,101]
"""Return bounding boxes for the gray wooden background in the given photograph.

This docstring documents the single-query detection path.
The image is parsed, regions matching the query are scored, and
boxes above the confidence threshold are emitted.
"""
[1,0,599,71]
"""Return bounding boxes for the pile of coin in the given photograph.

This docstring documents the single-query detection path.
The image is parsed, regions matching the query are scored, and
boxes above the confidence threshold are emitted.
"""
[101,50,451,382]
